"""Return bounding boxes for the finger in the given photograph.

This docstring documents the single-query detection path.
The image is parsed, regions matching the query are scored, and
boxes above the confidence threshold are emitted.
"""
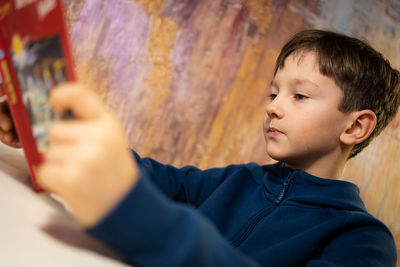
[50,83,106,120]
[37,163,65,194]
[0,103,12,132]
[0,115,12,132]
[0,126,21,148]
[9,139,21,148]
[3,132,13,143]
[44,144,77,164]
[38,159,83,196]
[0,129,17,145]
[49,120,94,144]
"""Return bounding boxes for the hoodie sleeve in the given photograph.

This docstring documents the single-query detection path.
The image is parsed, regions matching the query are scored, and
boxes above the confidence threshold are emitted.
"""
[87,167,261,267]
[306,224,397,267]
[130,150,247,207]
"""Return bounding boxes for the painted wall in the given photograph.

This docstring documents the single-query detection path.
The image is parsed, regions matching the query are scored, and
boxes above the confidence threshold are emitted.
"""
[65,0,400,262]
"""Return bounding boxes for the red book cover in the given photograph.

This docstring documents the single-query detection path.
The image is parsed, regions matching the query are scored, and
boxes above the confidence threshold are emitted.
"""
[0,0,75,191]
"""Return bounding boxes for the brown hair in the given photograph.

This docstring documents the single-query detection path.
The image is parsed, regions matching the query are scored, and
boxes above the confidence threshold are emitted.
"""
[274,29,400,158]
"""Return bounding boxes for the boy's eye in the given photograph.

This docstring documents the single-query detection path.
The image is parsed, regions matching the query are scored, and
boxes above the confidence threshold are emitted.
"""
[294,94,307,100]
[269,93,277,100]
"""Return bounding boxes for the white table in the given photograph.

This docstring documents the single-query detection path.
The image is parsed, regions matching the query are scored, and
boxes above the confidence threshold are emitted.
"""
[0,143,129,267]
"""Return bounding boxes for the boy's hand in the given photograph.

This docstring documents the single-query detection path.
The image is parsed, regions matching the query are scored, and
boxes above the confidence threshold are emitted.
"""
[37,83,139,227]
[0,84,21,148]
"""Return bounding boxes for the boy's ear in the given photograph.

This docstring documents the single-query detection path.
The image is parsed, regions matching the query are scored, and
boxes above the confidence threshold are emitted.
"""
[340,110,377,145]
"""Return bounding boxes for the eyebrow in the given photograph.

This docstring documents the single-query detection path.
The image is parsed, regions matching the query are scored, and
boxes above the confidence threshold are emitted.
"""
[270,78,320,89]
[291,78,320,89]
[270,80,278,88]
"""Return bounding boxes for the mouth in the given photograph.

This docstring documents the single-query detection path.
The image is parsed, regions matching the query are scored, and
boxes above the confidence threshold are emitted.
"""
[267,127,283,137]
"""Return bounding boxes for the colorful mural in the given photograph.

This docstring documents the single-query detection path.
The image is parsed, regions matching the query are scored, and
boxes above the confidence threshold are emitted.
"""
[65,0,400,262]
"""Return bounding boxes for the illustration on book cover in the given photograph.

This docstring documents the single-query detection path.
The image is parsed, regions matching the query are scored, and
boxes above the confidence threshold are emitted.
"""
[11,34,67,151]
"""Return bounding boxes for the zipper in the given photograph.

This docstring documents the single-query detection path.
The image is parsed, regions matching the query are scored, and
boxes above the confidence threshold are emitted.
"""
[232,172,295,247]
[232,206,276,247]
[275,172,295,205]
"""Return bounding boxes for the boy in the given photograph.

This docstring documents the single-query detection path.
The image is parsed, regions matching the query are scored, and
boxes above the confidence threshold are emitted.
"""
[0,29,398,266]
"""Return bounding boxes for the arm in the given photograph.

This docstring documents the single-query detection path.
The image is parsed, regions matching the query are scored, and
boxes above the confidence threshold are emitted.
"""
[131,151,247,207]
[88,168,261,267]
[37,83,262,266]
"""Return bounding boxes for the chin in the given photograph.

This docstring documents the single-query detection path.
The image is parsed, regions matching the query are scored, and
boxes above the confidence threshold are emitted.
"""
[266,149,302,166]
[266,149,286,163]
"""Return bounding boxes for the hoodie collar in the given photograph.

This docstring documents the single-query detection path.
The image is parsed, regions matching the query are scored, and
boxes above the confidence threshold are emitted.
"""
[263,162,366,212]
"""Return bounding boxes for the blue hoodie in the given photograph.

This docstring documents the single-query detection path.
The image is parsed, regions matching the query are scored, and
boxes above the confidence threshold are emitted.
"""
[88,151,397,266]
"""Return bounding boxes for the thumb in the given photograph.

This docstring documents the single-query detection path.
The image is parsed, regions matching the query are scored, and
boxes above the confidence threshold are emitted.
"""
[50,83,106,120]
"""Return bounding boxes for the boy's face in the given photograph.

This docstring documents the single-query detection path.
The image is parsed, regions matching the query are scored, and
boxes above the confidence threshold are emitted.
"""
[264,51,351,168]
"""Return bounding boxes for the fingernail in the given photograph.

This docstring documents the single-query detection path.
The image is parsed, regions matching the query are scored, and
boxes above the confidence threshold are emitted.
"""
[1,121,7,131]
[1,120,11,131]
[5,134,12,142]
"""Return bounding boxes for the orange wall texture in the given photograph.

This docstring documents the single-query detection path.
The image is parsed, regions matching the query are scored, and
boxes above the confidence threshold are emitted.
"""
[65,0,400,263]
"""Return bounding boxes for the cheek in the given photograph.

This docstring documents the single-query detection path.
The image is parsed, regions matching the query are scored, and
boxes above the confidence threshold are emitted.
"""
[301,111,345,143]
[320,110,347,131]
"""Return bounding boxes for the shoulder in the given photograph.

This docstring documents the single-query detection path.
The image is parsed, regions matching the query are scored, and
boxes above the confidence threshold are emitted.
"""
[232,162,278,185]
[344,211,395,243]
[323,211,397,266]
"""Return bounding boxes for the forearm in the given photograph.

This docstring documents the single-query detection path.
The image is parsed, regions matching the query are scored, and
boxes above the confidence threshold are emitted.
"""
[130,149,242,206]
[87,168,260,267]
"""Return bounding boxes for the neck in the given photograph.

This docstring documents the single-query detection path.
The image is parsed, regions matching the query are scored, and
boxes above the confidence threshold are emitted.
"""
[284,150,349,179]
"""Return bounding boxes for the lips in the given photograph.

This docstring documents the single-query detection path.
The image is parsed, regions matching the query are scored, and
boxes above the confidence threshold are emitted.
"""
[267,127,283,137]
[268,127,283,133]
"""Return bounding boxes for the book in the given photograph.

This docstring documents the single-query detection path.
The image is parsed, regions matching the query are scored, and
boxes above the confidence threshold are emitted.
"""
[0,0,75,191]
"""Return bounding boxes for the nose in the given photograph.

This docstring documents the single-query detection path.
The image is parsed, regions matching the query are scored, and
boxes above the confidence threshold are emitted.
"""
[266,97,284,119]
